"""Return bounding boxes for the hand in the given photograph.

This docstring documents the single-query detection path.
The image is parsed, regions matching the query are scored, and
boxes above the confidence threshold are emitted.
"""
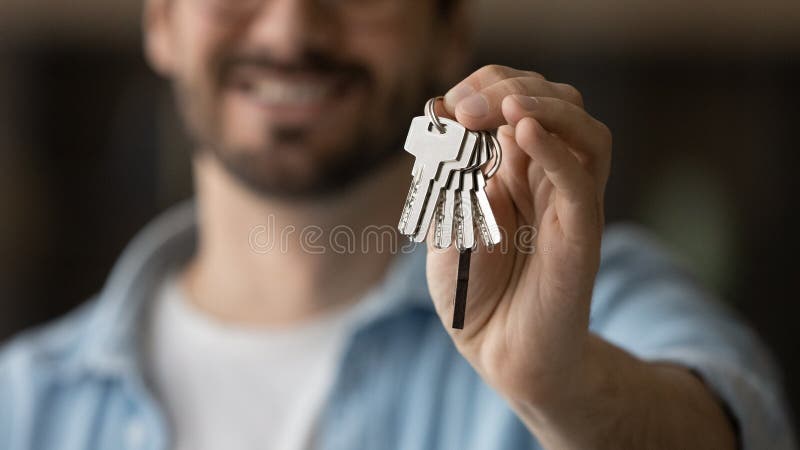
[426,65,612,409]
[425,65,737,450]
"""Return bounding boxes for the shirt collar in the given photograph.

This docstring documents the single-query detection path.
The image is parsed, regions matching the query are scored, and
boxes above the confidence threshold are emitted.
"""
[67,200,432,379]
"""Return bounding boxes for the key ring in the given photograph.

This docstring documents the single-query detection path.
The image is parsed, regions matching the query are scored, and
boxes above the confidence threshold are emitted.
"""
[424,96,502,178]
[483,132,502,179]
[461,131,502,177]
[425,97,447,133]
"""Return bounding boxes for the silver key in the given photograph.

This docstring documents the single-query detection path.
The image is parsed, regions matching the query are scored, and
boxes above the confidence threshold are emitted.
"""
[410,126,479,243]
[432,196,443,247]
[434,130,492,249]
[433,129,487,248]
[473,132,502,246]
[398,117,468,237]
[433,165,461,249]
[472,169,502,246]
[454,131,498,251]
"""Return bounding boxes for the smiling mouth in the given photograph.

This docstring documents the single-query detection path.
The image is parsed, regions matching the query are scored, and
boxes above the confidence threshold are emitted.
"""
[230,71,357,110]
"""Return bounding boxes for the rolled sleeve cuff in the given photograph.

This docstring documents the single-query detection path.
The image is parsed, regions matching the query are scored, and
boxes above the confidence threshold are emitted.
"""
[641,347,797,450]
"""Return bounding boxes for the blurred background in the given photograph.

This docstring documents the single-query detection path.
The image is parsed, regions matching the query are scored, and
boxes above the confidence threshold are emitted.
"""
[1,0,798,433]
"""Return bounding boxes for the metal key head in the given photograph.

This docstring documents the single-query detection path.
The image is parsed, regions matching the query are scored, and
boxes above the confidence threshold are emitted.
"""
[398,116,469,237]
[475,132,491,168]
[404,116,466,162]
[461,168,475,193]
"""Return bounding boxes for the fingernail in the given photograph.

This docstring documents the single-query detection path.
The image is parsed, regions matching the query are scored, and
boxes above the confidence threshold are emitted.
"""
[459,93,489,118]
[444,84,475,108]
[513,95,539,111]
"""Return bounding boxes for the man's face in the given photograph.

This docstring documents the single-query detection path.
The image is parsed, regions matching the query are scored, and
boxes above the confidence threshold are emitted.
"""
[146,0,464,197]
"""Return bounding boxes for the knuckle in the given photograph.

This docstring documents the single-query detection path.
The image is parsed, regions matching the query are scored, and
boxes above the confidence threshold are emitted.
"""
[503,77,529,95]
[481,64,512,79]
[596,121,613,148]
[556,83,584,106]
[524,70,546,80]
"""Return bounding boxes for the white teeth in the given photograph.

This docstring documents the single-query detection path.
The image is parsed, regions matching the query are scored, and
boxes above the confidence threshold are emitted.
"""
[253,79,330,105]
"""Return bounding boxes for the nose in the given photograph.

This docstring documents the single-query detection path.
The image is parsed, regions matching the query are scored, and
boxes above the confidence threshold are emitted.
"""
[245,0,338,61]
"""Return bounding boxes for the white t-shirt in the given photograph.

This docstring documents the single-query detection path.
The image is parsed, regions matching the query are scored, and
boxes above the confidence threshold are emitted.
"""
[144,273,387,450]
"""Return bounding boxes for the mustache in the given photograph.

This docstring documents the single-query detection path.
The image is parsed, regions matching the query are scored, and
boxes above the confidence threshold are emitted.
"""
[217,49,372,81]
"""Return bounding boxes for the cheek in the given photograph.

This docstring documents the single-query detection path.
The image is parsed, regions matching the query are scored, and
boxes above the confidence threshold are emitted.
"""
[170,7,239,135]
[177,20,213,81]
[171,5,234,89]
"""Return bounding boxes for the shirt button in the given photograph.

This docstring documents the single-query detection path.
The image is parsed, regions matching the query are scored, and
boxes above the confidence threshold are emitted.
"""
[126,418,147,449]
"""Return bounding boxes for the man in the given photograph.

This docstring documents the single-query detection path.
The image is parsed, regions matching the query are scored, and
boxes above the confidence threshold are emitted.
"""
[0,0,795,448]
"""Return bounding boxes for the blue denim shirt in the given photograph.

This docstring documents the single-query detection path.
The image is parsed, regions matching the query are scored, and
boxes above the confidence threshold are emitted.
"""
[1,202,795,449]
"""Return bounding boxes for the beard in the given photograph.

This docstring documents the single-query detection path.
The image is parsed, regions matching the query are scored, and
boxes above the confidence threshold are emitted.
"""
[209,121,407,200]
[175,47,438,200]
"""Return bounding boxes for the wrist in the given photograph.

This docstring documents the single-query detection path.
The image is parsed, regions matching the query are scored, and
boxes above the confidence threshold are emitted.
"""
[508,334,649,449]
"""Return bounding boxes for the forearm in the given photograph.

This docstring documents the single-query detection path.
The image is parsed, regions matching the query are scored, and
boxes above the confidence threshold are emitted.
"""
[509,334,737,450]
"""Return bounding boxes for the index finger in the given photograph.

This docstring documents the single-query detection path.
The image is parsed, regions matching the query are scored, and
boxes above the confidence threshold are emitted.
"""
[443,65,545,113]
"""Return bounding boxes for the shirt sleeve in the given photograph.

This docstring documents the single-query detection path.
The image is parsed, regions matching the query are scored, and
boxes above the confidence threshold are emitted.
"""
[590,225,796,450]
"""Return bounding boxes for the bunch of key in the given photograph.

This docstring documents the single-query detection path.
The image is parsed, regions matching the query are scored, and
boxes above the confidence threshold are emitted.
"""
[398,97,502,329]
